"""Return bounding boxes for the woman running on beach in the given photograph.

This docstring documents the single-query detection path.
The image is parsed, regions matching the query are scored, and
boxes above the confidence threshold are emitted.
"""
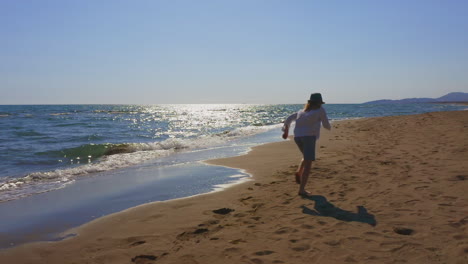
[282,93,331,196]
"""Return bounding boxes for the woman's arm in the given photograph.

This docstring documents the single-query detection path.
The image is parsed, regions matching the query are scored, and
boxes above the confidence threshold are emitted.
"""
[321,108,331,130]
[282,113,297,139]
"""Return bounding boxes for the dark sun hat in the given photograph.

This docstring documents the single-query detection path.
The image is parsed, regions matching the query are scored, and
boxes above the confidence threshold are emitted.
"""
[308,93,325,104]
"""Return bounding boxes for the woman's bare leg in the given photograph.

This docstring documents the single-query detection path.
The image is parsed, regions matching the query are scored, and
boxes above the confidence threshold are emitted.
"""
[295,159,304,184]
[298,160,313,195]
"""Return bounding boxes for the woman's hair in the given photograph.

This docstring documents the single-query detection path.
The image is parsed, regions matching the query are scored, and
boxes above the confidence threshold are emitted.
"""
[304,101,322,111]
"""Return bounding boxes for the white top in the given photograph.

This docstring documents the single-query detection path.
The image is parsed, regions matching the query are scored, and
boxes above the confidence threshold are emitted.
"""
[283,107,331,139]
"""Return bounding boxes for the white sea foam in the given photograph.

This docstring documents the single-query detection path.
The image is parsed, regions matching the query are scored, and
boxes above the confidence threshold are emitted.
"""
[211,176,252,193]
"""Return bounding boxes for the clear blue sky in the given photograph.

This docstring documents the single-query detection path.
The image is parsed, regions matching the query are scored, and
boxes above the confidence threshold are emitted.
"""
[1,0,467,104]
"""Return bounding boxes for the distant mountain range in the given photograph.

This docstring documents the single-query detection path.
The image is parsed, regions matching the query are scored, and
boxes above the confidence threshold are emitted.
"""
[364,92,468,104]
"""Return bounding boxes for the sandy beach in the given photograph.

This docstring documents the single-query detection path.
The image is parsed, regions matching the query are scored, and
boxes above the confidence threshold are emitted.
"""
[1,110,467,264]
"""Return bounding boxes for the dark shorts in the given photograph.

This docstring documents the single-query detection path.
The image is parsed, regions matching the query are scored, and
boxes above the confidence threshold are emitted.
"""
[294,136,317,161]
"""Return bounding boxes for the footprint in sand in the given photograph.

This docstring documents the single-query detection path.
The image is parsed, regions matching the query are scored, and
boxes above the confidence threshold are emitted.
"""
[130,240,146,247]
[193,228,209,234]
[404,199,421,205]
[249,258,264,264]
[393,227,415,236]
[442,196,458,200]
[248,203,264,213]
[240,196,254,204]
[438,203,453,207]
[448,216,468,228]
[324,240,341,246]
[229,239,247,245]
[254,250,275,256]
[449,175,467,181]
[213,208,235,215]
[291,244,310,251]
[131,255,157,264]
[177,225,216,240]
[414,186,429,190]
[300,224,315,230]
[274,227,298,235]
[270,181,284,184]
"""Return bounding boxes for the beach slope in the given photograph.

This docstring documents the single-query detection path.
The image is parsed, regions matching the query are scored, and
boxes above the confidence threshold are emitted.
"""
[1,111,467,264]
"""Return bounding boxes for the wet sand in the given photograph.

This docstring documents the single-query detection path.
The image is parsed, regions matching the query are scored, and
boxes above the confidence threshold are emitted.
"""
[1,111,467,264]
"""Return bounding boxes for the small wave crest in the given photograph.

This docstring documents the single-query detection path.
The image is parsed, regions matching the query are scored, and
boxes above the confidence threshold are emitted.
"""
[220,125,279,137]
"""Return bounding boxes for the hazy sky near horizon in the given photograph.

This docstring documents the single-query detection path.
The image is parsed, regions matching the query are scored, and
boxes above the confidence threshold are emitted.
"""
[1,0,467,104]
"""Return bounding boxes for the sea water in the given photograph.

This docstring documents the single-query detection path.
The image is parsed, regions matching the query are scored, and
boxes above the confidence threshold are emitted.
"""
[0,103,465,203]
[0,103,466,247]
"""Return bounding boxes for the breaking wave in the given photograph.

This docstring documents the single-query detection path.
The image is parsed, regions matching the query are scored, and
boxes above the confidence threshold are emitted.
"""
[0,124,280,202]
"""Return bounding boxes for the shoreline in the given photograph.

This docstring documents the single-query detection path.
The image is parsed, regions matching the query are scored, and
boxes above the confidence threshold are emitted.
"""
[1,110,467,263]
[0,158,254,249]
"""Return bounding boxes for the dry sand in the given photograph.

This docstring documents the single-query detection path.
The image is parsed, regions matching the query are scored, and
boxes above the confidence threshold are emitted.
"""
[0,111,467,264]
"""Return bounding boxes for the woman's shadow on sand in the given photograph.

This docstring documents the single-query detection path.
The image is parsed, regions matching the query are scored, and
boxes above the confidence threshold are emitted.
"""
[301,195,377,226]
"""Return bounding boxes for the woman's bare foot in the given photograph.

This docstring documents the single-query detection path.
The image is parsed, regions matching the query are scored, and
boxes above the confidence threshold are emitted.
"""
[298,190,312,196]
[294,172,301,184]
